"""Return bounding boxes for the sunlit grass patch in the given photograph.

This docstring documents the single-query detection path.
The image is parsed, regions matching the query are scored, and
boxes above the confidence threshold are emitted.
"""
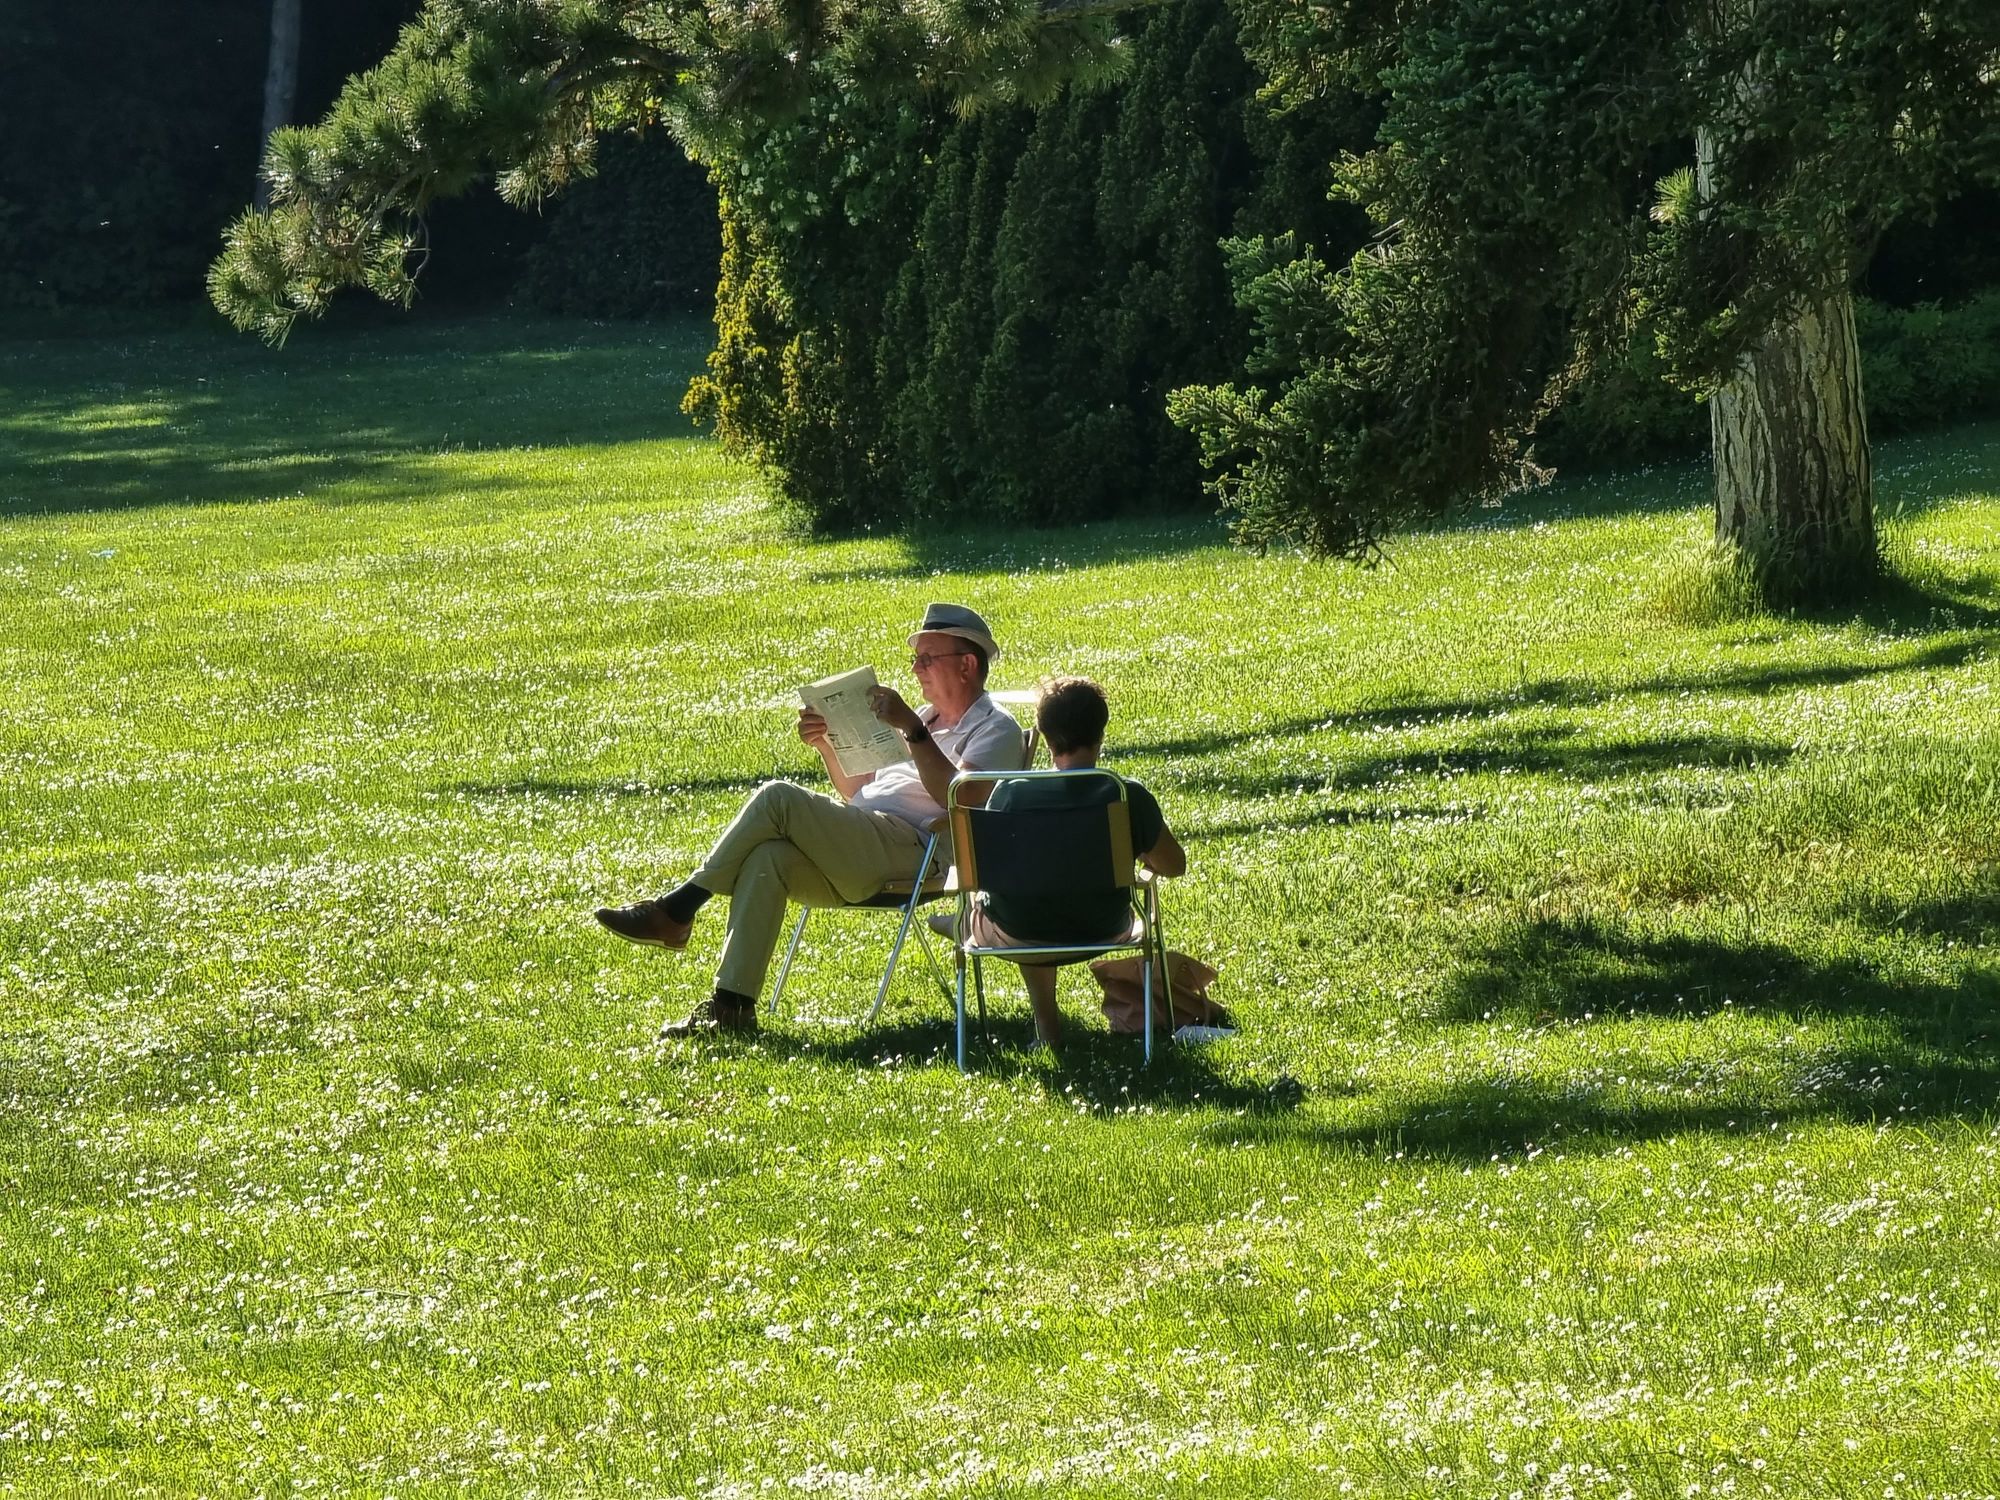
[3,315,1999,1496]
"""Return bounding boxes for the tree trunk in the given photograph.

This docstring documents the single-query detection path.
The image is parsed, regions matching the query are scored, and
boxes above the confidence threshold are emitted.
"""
[254,0,303,209]
[1709,287,1875,592]
[1693,9,1876,598]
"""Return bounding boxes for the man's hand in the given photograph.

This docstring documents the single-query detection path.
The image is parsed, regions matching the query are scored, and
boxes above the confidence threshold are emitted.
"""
[866,685,923,736]
[797,708,832,748]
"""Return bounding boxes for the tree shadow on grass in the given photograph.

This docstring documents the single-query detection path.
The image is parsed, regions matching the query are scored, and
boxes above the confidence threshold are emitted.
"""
[1179,726,1786,839]
[1185,804,1491,842]
[1118,634,1992,765]
[1440,915,1997,1039]
[1801,568,2000,632]
[1118,688,1586,763]
[1206,729,1793,802]
[1213,912,1997,1160]
[0,317,710,517]
[1219,1050,1999,1160]
[799,516,1226,583]
[1848,868,2000,946]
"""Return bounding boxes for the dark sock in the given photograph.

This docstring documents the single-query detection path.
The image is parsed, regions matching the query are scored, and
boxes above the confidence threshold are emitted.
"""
[661,882,712,923]
[713,986,755,1012]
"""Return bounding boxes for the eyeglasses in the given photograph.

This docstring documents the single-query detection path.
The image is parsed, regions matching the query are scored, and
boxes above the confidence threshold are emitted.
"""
[910,650,971,671]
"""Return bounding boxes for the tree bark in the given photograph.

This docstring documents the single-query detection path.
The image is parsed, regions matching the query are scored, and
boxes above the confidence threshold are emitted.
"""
[1693,4,1876,596]
[255,0,303,210]
[1709,287,1875,590]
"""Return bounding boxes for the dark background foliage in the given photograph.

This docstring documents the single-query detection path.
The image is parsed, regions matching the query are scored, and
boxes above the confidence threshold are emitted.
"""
[1,0,268,308]
[4,0,1996,534]
[514,136,717,319]
[0,0,709,317]
[685,0,1380,532]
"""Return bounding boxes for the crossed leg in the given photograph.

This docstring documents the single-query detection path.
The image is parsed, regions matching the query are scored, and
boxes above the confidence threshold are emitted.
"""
[691,782,926,1001]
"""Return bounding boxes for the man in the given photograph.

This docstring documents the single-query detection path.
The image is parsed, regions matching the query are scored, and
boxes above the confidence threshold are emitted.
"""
[595,603,1027,1037]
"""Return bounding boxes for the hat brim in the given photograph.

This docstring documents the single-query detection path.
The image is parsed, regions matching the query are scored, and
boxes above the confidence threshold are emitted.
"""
[908,627,1000,663]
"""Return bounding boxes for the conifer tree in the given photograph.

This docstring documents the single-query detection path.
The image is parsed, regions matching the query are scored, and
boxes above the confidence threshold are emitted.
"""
[1168,0,2000,596]
[976,98,1127,520]
[207,0,1132,342]
[878,113,1029,522]
[862,0,1291,528]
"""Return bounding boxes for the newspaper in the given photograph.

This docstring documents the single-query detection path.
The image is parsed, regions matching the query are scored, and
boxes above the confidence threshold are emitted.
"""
[799,666,910,778]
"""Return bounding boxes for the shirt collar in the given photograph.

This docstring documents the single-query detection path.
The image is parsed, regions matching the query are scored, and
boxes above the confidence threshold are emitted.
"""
[921,692,996,734]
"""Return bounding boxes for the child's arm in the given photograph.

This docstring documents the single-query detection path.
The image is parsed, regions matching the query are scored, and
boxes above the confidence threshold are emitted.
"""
[1142,823,1187,878]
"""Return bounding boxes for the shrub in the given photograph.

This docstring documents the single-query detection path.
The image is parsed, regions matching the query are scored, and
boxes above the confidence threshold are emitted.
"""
[688,0,1368,534]
[683,96,938,530]
[1539,290,2000,470]
[1853,291,2000,434]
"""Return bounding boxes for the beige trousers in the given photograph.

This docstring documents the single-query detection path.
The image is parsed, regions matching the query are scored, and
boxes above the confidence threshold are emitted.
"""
[691,781,928,1000]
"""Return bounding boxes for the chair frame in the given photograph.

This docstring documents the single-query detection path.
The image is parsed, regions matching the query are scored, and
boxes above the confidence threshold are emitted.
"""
[945,768,1167,1071]
[765,825,954,1027]
[767,722,1039,1028]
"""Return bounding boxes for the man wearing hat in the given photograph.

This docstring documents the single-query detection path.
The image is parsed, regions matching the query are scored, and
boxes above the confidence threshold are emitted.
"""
[595,603,1026,1037]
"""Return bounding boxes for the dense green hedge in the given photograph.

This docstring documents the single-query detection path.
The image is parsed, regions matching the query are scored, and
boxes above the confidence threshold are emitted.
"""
[1538,290,2000,467]
[685,0,1372,533]
[673,0,1997,527]
[1855,292,2000,434]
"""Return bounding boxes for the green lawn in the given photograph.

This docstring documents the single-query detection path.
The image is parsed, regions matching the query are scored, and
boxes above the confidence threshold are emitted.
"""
[3,314,1998,1497]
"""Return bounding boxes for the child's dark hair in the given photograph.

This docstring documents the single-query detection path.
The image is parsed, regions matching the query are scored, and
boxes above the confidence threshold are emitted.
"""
[1036,676,1109,755]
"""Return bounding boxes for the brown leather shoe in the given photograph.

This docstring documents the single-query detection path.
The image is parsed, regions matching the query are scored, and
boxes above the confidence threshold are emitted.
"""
[658,993,758,1040]
[594,899,693,950]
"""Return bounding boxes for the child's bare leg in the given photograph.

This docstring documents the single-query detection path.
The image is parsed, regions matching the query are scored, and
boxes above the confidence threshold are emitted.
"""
[1020,965,1062,1048]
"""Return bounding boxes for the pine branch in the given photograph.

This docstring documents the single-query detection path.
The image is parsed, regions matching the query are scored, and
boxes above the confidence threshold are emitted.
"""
[212,0,1152,339]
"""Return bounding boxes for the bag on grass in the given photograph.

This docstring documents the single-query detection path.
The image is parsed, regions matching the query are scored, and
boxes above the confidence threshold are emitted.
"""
[1090,951,1228,1035]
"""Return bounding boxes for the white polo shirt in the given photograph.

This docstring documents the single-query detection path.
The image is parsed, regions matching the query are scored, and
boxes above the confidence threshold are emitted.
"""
[853,693,1026,829]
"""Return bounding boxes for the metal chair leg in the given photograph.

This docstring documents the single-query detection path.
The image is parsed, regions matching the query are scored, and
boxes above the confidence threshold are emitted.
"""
[1143,883,1165,1067]
[769,908,811,1015]
[864,833,943,1024]
[772,832,945,1026]
[955,950,969,1073]
[911,916,955,1001]
[1142,940,1154,1066]
[870,896,923,1026]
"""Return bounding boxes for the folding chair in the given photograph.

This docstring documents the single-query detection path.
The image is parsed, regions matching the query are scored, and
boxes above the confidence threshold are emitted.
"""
[765,823,955,1026]
[767,720,1037,1027]
[945,768,1168,1071]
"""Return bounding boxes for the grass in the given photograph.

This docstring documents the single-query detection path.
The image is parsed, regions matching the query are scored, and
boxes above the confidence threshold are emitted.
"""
[2,312,1999,1498]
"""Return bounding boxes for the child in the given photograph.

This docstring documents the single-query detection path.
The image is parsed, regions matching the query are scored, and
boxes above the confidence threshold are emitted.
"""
[967,676,1185,1049]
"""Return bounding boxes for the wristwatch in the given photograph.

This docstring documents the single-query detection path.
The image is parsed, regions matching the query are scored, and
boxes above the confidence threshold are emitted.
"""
[903,723,931,747]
